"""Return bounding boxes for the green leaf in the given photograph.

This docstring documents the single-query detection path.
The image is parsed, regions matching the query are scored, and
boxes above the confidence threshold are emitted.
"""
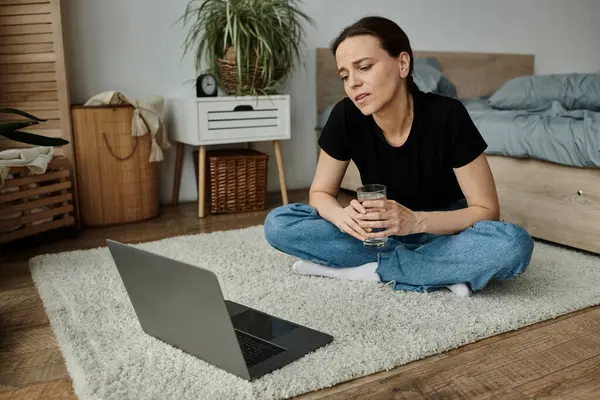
[0,108,47,122]
[0,120,39,134]
[0,130,69,146]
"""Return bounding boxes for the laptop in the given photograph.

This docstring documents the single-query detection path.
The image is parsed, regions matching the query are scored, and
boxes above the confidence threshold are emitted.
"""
[106,239,333,381]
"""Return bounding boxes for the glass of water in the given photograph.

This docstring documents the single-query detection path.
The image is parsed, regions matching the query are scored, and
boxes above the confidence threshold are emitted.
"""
[356,184,387,248]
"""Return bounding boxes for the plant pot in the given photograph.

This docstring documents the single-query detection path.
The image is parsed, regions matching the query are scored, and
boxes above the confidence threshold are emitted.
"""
[217,47,286,95]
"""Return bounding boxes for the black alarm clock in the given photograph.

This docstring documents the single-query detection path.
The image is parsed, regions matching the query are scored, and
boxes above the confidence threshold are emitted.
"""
[196,73,218,97]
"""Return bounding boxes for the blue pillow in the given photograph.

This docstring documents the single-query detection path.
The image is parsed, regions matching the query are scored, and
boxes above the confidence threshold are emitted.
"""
[413,58,457,98]
[488,73,600,111]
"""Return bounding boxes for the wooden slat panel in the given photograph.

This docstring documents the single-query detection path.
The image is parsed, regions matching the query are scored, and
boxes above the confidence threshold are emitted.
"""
[0,43,53,54]
[19,127,61,136]
[0,4,53,16]
[0,216,73,243]
[0,14,51,25]
[0,193,70,216]
[0,90,58,102]
[0,23,51,35]
[0,32,52,44]
[0,129,63,150]
[0,52,55,64]
[0,109,59,121]
[1,81,56,91]
[0,1,50,5]
[0,81,57,93]
[1,120,62,131]
[30,118,60,129]
[0,181,70,203]
[0,205,73,231]
[0,72,55,83]
[0,61,54,73]
[0,138,28,148]
[0,100,58,110]
[49,0,78,227]
[0,140,64,152]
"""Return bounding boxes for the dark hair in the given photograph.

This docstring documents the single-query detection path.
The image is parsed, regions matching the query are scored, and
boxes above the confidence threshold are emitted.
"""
[331,16,418,93]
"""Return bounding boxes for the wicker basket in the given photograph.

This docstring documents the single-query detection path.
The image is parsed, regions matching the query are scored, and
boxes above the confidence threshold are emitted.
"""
[71,105,160,226]
[194,149,268,214]
[0,156,76,244]
[217,47,285,95]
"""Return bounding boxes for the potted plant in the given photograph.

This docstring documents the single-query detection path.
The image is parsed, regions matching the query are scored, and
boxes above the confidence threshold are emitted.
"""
[180,0,315,96]
[0,108,69,146]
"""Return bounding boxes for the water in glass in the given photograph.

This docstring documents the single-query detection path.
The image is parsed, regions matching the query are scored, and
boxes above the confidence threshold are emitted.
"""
[356,184,388,248]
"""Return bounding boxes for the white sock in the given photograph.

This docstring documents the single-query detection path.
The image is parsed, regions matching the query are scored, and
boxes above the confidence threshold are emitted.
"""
[292,260,380,282]
[447,283,472,298]
[292,260,472,297]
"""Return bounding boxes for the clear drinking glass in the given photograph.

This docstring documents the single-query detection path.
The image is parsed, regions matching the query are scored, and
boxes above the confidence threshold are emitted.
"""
[356,184,388,248]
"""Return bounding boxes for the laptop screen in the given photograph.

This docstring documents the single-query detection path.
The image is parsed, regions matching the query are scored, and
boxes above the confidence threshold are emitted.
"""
[231,309,298,341]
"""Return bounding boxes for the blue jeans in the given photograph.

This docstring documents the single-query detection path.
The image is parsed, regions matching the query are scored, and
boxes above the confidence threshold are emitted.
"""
[263,202,534,293]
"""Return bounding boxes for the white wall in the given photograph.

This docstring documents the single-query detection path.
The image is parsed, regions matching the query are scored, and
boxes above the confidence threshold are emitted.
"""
[63,0,600,204]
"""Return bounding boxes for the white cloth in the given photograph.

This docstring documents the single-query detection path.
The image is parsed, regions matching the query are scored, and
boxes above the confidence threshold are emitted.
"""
[83,91,171,162]
[0,146,55,186]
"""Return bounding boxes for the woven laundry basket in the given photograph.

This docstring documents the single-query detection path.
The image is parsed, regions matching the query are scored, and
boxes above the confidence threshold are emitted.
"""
[71,104,159,226]
[194,148,268,214]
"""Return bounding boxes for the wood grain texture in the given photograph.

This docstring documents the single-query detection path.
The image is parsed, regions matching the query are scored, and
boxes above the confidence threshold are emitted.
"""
[0,378,76,400]
[301,308,600,399]
[0,0,50,5]
[0,108,58,120]
[0,61,55,74]
[1,194,600,399]
[488,155,600,254]
[516,354,600,399]
[49,0,79,226]
[0,42,54,54]
[1,80,57,92]
[0,32,53,45]
[0,14,52,26]
[0,23,53,35]
[0,0,79,229]
[0,157,75,244]
[0,3,53,16]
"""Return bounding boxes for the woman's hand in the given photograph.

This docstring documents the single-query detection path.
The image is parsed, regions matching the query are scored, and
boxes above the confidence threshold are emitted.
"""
[356,199,424,237]
[332,199,371,241]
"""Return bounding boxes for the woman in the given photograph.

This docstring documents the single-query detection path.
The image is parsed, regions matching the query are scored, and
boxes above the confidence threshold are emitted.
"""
[264,16,534,297]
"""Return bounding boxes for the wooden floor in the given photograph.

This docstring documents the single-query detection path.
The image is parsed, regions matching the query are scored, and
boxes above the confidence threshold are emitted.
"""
[1,189,600,400]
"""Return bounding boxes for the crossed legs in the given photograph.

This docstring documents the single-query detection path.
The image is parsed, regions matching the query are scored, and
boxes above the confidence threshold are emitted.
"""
[264,203,534,296]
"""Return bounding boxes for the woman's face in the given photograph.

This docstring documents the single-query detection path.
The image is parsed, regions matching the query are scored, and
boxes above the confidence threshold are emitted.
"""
[335,35,410,115]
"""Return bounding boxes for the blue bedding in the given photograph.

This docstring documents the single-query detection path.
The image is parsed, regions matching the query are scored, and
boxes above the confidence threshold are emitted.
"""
[462,98,600,168]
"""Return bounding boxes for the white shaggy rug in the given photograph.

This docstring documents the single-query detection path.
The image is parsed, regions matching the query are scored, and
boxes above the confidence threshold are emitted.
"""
[29,225,600,400]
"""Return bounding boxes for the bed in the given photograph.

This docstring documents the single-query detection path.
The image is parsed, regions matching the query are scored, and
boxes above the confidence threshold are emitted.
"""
[315,49,600,255]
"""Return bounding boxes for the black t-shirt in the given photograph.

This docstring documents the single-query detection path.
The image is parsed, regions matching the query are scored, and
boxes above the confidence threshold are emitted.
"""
[318,88,488,211]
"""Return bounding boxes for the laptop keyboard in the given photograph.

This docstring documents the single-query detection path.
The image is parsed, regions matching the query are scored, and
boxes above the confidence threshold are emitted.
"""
[235,330,285,367]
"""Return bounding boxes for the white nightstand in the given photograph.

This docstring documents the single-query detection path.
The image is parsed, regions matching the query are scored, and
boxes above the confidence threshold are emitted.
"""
[166,95,291,217]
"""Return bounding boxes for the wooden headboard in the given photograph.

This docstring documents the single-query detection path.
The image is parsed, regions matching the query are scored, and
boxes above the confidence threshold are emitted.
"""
[316,48,535,118]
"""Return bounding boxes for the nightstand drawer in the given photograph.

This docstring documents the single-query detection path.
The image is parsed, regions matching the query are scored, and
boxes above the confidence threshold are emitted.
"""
[198,96,290,143]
